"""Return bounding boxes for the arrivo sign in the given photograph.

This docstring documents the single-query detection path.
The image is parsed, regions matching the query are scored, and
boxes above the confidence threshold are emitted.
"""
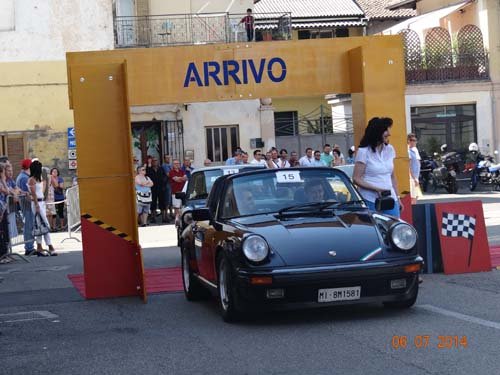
[184,57,287,87]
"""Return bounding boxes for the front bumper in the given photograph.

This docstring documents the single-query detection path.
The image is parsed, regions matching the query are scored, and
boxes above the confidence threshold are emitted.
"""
[233,257,422,310]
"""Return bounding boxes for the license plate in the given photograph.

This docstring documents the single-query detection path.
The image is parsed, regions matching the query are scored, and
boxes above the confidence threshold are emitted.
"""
[318,286,361,303]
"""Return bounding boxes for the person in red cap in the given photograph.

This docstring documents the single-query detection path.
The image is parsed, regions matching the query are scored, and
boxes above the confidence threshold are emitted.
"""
[16,159,35,255]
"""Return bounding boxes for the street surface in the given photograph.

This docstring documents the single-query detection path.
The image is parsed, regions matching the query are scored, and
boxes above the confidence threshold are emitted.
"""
[1,191,500,374]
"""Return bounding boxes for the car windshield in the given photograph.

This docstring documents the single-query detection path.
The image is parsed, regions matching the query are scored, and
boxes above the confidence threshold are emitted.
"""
[220,169,362,219]
[186,167,260,200]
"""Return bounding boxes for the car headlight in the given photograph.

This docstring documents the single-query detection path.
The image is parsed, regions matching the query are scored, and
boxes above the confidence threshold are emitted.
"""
[183,212,193,225]
[390,223,417,251]
[242,235,269,262]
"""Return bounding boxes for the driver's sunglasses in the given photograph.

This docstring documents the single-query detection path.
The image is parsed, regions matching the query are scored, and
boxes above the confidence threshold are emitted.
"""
[410,138,417,142]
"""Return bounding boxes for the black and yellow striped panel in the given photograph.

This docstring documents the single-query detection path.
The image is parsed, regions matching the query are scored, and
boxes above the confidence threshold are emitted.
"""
[82,213,133,242]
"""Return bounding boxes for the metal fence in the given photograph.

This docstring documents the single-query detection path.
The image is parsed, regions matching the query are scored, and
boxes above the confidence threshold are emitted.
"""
[405,51,489,84]
[62,185,81,243]
[114,12,292,48]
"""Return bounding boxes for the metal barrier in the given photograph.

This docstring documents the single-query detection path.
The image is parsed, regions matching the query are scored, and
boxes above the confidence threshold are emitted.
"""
[62,185,81,243]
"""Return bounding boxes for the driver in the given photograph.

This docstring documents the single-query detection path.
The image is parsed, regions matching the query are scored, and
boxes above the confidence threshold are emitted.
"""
[236,188,256,214]
[304,180,326,202]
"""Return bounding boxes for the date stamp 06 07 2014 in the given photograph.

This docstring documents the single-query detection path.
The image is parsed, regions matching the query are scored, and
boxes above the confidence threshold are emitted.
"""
[391,336,468,349]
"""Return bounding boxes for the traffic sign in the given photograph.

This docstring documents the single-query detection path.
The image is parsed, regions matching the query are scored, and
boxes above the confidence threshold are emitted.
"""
[68,149,77,160]
[68,126,76,149]
[69,159,78,170]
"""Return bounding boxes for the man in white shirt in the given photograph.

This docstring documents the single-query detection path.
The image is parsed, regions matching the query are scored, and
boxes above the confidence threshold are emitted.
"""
[250,149,267,166]
[277,149,291,168]
[312,150,327,167]
[268,149,281,169]
[299,148,314,167]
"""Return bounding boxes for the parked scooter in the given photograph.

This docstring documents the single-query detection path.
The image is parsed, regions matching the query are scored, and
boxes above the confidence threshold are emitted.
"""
[467,143,500,191]
[428,144,460,194]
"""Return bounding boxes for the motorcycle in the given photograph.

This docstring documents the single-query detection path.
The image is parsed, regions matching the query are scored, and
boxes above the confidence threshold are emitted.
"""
[427,144,460,194]
[418,150,437,193]
[468,148,500,191]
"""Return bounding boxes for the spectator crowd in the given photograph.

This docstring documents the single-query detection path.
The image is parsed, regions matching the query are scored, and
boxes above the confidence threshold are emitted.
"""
[1,158,69,263]
[134,145,356,227]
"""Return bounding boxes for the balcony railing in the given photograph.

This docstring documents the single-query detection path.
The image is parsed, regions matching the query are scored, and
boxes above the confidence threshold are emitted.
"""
[405,51,489,84]
[114,12,292,48]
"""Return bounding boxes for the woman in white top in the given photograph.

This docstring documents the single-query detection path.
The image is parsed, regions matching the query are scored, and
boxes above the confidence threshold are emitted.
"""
[353,117,402,217]
[28,160,56,256]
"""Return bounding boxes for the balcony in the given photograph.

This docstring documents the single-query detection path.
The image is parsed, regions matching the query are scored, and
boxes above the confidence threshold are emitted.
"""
[113,12,292,48]
[405,50,490,84]
[400,25,490,84]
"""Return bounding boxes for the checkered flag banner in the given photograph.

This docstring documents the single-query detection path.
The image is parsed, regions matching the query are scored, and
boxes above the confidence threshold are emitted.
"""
[441,212,476,240]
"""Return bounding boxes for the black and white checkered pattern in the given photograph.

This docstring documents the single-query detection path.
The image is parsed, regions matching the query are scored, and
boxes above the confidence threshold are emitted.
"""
[441,212,476,239]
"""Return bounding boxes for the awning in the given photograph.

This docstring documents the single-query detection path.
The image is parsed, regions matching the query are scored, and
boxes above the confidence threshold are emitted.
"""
[256,20,365,30]
[381,1,471,35]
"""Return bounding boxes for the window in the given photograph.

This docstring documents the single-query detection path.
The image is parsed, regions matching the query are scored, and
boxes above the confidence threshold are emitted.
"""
[411,104,477,154]
[274,111,298,136]
[297,28,349,40]
[335,28,349,38]
[0,0,15,31]
[206,125,239,164]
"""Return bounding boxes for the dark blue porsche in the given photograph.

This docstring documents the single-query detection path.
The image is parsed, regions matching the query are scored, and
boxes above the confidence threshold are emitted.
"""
[180,167,423,322]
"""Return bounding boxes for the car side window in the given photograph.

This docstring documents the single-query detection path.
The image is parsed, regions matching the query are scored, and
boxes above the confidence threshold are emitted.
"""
[187,172,209,200]
[221,182,237,218]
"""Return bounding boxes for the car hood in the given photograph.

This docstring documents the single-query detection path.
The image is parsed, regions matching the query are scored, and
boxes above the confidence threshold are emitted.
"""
[231,211,383,266]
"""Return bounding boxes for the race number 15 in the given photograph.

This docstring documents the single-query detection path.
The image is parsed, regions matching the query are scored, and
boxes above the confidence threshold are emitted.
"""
[276,171,302,183]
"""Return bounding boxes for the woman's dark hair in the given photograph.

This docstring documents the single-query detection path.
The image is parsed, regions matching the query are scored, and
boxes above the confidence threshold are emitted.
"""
[333,149,341,157]
[30,160,42,182]
[348,149,355,157]
[359,117,393,152]
[50,167,59,176]
[279,148,288,155]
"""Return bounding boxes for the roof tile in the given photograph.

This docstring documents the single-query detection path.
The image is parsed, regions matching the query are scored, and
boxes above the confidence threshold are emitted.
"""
[356,0,416,19]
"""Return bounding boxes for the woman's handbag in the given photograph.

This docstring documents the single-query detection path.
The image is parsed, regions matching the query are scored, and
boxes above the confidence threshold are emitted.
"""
[136,190,152,204]
[375,190,395,211]
[33,212,50,237]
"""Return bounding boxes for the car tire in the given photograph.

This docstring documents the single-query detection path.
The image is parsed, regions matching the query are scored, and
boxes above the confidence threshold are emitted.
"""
[383,284,418,309]
[181,244,207,301]
[217,253,242,323]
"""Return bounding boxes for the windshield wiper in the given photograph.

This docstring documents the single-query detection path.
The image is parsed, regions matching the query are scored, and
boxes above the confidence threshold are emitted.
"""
[277,200,339,216]
[331,200,366,209]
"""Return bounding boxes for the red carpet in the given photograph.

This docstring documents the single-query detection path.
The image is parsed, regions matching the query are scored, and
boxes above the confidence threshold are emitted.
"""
[491,247,500,268]
[69,247,500,298]
[68,267,183,298]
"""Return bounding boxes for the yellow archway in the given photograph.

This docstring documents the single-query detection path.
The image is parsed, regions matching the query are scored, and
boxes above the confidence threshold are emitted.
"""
[66,36,408,301]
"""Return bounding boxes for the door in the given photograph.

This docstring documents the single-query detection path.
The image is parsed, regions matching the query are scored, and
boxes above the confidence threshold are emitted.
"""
[115,0,136,46]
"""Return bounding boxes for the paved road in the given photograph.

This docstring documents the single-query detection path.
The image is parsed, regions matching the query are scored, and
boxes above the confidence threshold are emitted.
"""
[1,223,500,374]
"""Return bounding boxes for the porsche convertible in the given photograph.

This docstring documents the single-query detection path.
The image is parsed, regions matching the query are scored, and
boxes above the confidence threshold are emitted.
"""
[180,167,423,322]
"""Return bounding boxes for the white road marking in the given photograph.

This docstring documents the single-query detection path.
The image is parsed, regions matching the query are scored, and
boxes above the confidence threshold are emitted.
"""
[0,310,59,323]
[419,304,500,330]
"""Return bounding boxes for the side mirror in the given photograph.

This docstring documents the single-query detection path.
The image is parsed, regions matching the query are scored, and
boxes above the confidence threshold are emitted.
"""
[192,208,211,222]
[175,192,186,201]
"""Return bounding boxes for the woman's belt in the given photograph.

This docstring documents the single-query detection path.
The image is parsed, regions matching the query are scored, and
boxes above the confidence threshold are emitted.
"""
[37,198,44,202]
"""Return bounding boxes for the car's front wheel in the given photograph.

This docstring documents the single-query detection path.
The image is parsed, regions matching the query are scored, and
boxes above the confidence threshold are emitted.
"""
[217,254,243,322]
[181,244,207,301]
[383,283,418,309]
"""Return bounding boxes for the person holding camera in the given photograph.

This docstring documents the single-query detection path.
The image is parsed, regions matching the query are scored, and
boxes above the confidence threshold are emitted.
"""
[353,117,402,217]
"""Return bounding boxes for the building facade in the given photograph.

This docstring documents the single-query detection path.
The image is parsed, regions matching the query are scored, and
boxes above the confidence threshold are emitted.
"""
[385,0,500,155]
[0,0,114,177]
